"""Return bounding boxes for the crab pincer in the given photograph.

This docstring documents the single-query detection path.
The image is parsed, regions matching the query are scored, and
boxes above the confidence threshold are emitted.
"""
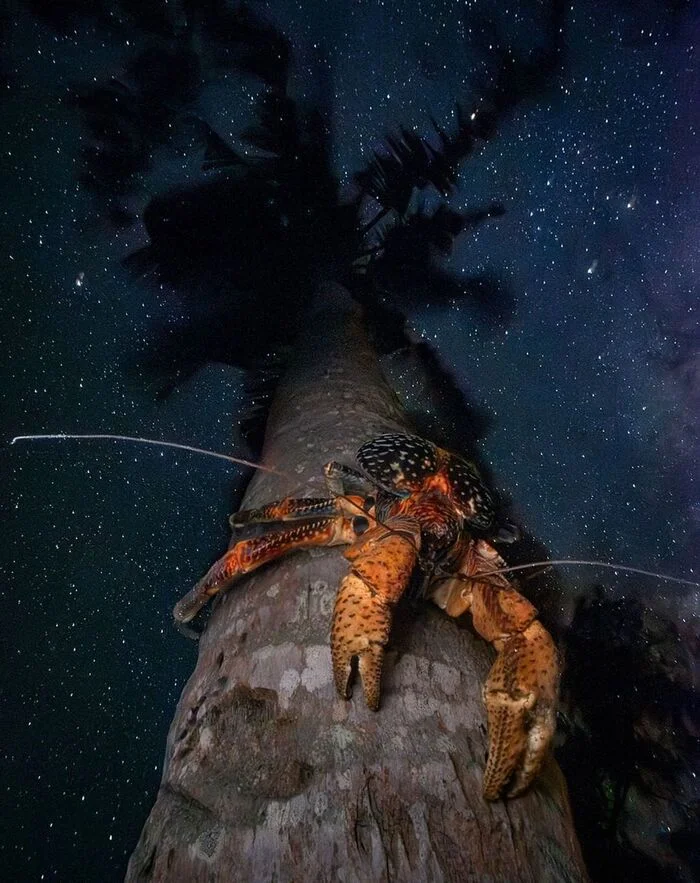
[331,517,421,710]
[431,539,559,798]
[481,618,559,798]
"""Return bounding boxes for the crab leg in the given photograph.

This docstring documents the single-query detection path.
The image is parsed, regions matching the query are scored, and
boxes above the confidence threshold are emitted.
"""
[229,495,368,529]
[229,494,369,530]
[430,540,559,799]
[331,516,421,710]
[323,460,370,496]
[174,514,360,623]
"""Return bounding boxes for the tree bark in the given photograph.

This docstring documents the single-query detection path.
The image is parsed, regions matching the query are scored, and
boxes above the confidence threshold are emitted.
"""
[126,283,588,882]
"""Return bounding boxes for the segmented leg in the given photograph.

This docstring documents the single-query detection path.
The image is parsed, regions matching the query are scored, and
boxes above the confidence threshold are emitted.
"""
[323,460,371,496]
[174,514,359,623]
[331,516,421,710]
[429,539,559,799]
[230,494,368,529]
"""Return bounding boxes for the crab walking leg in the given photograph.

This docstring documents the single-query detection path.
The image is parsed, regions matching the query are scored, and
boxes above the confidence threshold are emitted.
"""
[229,495,367,529]
[323,460,370,496]
[430,539,559,799]
[174,514,360,623]
[331,517,421,710]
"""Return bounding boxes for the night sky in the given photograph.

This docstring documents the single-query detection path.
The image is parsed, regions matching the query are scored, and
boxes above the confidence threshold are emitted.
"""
[2,1,699,880]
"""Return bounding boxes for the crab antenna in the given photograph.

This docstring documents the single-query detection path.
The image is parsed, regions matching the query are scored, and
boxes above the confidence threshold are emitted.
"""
[10,433,282,475]
[473,559,700,589]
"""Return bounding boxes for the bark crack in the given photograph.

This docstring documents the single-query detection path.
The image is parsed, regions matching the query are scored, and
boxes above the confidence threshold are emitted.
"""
[366,773,394,883]
[162,782,215,819]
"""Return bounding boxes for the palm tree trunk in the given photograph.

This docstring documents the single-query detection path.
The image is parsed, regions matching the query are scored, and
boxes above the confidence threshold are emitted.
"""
[126,283,588,882]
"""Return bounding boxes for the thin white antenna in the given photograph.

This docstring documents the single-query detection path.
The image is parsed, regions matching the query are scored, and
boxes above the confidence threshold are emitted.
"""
[474,559,699,589]
[11,434,698,589]
[10,433,282,475]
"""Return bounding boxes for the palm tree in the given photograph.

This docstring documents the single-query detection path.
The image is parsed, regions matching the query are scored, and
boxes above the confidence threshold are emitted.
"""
[89,4,589,880]
[126,284,588,882]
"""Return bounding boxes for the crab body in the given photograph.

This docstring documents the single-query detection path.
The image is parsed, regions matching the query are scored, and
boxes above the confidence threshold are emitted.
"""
[175,433,559,800]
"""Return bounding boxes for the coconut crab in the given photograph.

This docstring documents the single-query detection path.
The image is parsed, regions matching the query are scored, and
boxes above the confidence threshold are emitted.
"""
[174,432,559,800]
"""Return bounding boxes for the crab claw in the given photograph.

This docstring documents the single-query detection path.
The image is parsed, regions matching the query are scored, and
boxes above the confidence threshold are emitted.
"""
[482,621,558,799]
[430,538,559,799]
[330,570,392,710]
[331,518,420,710]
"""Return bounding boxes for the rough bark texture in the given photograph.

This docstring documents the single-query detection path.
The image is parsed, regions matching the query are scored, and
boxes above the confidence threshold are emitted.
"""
[126,284,588,882]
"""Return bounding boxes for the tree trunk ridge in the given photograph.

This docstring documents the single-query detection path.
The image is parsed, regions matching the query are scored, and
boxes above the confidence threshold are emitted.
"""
[126,283,588,882]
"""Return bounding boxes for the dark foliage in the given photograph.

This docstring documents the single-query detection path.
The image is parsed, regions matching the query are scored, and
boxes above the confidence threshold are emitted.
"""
[86,3,528,409]
[26,0,186,37]
[559,590,700,882]
[355,123,464,216]
[357,0,567,215]
[68,2,563,434]
[197,1,291,89]
[355,104,500,217]
[366,204,514,324]
[68,43,200,223]
[200,121,247,172]
[69,78,148,218]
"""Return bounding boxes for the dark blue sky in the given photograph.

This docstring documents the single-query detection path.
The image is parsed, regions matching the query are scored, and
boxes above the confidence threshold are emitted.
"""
[2,1,698,879]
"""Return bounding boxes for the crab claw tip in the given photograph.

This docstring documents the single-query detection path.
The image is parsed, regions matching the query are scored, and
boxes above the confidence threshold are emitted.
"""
[331,572,391,711]
[481,624,559,799]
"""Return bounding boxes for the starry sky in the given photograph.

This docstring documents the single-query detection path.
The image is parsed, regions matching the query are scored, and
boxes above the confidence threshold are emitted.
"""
[2,1,699,879]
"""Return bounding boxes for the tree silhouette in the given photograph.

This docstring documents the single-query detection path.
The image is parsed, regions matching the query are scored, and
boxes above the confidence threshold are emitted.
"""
[66,3,595,880]
[559,588,699,883]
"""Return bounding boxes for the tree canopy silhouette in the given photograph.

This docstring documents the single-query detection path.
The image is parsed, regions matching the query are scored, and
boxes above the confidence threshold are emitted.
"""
[71,2,567,408]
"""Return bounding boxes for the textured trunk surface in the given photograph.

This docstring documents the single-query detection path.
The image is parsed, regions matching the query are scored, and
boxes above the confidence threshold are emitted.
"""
[127,284,588,882]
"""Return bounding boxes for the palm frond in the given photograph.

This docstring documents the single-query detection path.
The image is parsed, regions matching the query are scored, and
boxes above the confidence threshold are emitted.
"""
[354,101,506,217]
[364,203,507,309]
[241,91,299,155]
[198,120,248,171]
[117,1,564,400]
[201,2,291,90]
[354,126,457,216]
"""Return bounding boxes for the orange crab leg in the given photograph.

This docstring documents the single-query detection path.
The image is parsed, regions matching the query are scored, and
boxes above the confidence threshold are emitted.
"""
[174,514,360,623]
[229,495,367,529]
[331,516,421,710]
[430,539,559,799]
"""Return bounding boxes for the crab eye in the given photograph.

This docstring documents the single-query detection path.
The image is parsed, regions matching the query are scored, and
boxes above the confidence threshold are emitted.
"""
[352,516,370,535]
